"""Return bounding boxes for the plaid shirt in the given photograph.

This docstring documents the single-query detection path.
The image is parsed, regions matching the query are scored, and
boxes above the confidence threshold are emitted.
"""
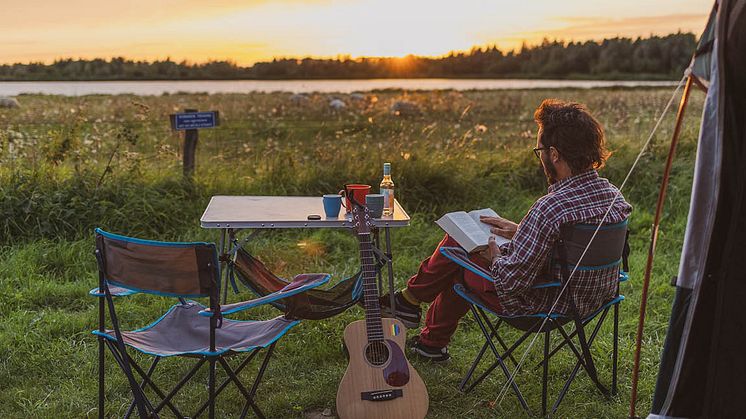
[490,170,632,317]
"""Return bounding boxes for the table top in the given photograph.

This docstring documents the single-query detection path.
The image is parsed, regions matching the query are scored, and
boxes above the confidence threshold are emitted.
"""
[200,196,411,229]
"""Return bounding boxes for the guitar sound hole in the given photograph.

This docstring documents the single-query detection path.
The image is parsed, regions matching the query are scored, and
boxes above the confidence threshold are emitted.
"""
[365,341,390,366]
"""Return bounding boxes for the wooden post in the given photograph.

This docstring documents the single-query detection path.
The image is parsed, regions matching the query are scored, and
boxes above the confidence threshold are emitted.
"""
[170,109,218,179]
[183,108,198,179]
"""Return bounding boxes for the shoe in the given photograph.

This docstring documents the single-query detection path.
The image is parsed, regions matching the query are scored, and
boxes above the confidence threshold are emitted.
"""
[380,291,421,329]
[410,336,451,363]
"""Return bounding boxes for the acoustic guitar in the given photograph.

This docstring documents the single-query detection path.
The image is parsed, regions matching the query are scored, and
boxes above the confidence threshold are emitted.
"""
[336,201,429,419]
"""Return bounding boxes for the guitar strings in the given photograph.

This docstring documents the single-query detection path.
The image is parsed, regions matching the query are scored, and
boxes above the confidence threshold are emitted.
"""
[357,207,390,364]
[360,225,382,363]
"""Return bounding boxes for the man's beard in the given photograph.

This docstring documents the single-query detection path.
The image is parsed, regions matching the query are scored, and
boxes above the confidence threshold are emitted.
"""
[541,153,558,185]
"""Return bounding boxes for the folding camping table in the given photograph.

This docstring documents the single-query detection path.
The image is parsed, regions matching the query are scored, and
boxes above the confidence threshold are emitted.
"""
[200,195,411,311]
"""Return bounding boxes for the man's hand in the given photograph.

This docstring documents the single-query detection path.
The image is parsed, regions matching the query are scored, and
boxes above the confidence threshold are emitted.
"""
[480,215,518,239]
[487,235,501,264]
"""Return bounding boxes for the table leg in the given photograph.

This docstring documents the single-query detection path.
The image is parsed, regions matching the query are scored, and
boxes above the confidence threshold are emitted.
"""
[217,228,228,304]
[384,227,396,314]
[225,229,238,304]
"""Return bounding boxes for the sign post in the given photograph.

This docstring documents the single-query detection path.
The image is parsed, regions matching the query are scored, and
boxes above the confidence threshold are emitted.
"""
[169,109,220,178]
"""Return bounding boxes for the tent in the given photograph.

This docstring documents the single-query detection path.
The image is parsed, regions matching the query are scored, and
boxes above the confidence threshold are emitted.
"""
[628,0,746,417]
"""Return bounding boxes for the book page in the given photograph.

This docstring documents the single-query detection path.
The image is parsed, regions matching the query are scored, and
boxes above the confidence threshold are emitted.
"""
[436,211,488,252]
[468,208,509,246]
[435,212,477,252]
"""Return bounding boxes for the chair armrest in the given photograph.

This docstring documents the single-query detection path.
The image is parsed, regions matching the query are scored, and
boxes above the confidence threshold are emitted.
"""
[439,246,495,283]
[89,284,139,297]
[199,273,331,317]
[619,271,630,282]
[532,281,561,289]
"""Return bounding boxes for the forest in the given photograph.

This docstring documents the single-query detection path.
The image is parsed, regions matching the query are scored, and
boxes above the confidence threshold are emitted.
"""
[0,33,696,81]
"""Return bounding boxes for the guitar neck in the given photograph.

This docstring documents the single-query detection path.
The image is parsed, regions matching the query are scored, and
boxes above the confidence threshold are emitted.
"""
[358,231,384,343]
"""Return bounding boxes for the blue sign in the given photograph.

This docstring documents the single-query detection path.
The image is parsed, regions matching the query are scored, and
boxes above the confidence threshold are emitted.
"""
[171,111,219,130]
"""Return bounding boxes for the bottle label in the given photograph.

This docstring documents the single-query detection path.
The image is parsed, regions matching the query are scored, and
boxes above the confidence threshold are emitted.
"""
[382,188,392,208]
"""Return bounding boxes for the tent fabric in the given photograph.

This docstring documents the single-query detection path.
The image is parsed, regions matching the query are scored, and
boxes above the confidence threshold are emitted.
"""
[231,248,370,320]
[673,35,722,291]
[690,3,718,87]
[93,302,299,357]
[650,0,746,417]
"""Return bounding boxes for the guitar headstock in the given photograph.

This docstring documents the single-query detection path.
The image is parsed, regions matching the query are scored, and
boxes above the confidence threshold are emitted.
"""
[350,197,372,235]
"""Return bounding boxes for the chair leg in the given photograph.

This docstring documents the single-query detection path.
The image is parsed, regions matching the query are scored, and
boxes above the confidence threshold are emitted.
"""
[481,315,518,366]
[612,303,619,396]
[467,306,531,413]
[98,336,105,419]
[542,331,550,418]
[464,329,533,398]
[536,316,594,369]
[119,350,184,418]
[103,341,161,417]
[209,357,216,419]
[552,311,611,413]
[151,357,206,415]
[194,351,260,418]
[253,343,276,397]
[573,322,604,393]
[240,343,276,419]
[217,357,265,419]
[555,321,609,397]
[125,357,161,419]
[459,339,490,391]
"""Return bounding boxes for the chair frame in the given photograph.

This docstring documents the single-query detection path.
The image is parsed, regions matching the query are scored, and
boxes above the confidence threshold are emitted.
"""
[441,220,630,417]
[92,229,329,419]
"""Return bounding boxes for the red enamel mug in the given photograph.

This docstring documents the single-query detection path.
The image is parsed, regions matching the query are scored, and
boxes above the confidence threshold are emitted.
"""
[339,184,371,212]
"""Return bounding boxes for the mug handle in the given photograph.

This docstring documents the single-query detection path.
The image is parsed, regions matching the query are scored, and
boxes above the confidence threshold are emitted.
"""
[339,189,348,211]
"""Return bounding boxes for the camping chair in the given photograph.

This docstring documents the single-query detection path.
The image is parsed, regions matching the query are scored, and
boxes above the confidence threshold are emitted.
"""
[229,246,384,320]
[90,228,330,418]
[440,220,630,417]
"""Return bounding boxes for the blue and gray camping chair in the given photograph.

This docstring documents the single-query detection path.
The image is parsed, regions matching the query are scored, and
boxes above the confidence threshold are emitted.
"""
[440,220,629,417]
[90,228,330,419]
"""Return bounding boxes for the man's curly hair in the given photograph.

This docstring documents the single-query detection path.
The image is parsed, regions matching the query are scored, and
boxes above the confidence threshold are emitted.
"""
[534,99,610,174]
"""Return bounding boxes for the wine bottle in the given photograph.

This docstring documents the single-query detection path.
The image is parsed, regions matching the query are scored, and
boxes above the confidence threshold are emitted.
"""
[380,163,395,216]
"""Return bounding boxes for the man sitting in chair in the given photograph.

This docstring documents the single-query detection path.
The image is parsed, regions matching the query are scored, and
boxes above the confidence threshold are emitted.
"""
[382,99,632,362]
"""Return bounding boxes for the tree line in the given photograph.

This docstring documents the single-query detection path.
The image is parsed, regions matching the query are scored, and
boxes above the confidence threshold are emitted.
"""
[0,33,696,81]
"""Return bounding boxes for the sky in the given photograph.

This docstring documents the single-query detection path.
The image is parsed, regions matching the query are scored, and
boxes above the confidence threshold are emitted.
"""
[0,0,712,65]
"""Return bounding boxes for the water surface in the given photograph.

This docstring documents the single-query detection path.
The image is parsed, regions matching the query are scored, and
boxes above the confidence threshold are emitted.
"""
[0,79,677,96]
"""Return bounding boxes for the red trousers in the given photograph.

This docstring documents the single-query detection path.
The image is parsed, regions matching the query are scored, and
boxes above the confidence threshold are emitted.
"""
[407,234,502,347]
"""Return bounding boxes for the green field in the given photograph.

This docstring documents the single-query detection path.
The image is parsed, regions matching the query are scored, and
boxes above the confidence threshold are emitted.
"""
[0,88,703,418]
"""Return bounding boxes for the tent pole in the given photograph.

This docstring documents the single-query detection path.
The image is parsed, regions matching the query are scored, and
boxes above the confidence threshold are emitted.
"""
[629,75,695,419]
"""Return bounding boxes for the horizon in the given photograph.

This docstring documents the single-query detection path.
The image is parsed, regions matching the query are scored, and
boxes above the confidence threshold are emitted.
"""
[2,0,711,66]
[0,31,699,67]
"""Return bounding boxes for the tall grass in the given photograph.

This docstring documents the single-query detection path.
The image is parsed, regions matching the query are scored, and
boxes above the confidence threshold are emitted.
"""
[0,88,703,417]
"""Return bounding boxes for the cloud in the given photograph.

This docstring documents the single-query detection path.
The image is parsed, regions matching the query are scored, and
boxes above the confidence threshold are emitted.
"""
[0,0,335,32]
[526,13,709,41]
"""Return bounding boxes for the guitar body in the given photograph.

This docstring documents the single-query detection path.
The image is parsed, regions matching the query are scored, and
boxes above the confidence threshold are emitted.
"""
[337,318,429,419]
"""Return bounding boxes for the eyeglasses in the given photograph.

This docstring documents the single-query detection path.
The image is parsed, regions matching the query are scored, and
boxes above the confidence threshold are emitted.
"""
[533,147,548,159]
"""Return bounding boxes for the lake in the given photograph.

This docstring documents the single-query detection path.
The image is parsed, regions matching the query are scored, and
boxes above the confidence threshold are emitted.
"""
[0,79,677,96]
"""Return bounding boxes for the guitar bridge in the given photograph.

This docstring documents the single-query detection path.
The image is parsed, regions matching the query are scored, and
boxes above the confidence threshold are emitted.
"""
[361,389,403,402]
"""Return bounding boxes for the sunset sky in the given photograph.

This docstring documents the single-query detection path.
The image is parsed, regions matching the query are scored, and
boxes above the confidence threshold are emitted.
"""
[1,0,712,65]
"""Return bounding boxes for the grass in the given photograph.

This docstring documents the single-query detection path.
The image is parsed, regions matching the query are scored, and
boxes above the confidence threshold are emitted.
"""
[0,87,704,418]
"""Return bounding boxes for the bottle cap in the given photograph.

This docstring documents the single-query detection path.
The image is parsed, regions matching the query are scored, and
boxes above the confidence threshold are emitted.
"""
[383,162,391,175]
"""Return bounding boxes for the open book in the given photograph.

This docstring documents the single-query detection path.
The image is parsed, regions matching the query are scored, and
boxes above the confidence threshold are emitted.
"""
[435,208,510,253]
